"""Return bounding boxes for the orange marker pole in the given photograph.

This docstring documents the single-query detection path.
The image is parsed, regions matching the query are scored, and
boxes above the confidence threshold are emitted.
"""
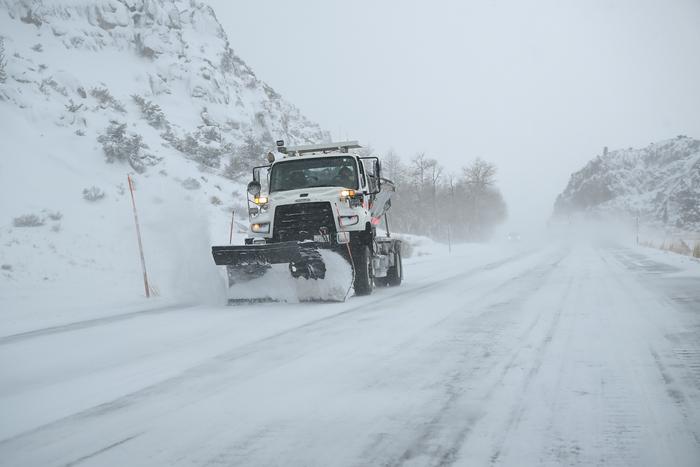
[229,210,235,244]
[128,174,150,298]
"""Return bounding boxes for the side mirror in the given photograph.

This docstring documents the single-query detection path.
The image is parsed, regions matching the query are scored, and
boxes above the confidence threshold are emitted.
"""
[247,180,261,196]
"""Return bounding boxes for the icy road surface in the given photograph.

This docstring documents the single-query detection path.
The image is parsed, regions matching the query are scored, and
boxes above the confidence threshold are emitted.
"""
[1,243,699,467]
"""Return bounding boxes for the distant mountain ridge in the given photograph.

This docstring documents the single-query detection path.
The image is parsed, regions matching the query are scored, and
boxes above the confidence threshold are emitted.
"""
[554,136,700,231]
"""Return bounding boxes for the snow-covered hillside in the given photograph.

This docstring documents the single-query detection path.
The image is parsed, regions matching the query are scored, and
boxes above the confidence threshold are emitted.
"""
[553,136,700,232]
[0,0,328,310]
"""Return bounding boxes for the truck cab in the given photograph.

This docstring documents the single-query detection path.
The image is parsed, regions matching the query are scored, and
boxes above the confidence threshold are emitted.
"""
[246,141,386,248]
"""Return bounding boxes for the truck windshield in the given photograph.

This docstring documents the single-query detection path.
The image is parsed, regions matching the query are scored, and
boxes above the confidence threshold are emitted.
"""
[269,156,359,192]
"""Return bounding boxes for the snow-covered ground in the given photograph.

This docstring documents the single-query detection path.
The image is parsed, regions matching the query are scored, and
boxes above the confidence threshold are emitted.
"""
[1,239,699,467]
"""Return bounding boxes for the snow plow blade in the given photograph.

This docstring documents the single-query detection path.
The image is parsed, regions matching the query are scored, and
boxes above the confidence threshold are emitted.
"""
[212,242,351,305]
[212,241,327,280]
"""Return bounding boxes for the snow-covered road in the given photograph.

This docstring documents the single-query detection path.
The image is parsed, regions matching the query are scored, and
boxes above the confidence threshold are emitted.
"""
[1,242,699,466]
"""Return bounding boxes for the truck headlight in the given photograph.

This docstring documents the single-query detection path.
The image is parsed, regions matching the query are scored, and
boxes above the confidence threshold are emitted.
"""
[251,222,270,233]
[338,215,359,227]
[253,196,269,205]
[339,189,355,200]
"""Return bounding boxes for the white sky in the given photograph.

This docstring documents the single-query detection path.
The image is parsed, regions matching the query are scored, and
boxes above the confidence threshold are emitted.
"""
[207,0,700,228]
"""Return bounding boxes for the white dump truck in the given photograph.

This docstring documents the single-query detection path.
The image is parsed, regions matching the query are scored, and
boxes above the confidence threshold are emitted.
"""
[211,140,403,301]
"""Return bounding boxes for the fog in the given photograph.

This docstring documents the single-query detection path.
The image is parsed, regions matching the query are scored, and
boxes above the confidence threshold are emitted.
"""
[208,0,700,231]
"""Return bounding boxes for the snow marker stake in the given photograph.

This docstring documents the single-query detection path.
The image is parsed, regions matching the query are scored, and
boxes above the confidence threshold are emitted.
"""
[128,174,151,298]
[447,223,452,253]
[229,209,235,245]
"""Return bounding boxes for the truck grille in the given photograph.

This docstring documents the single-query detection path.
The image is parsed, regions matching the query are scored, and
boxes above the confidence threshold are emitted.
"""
[273,202,337,242]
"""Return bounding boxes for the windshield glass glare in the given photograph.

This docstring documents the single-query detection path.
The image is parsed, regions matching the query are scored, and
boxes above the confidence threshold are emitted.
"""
[270,156,358,192]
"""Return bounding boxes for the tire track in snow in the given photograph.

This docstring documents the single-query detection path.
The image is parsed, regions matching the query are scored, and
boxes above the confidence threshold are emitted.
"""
[0,248,548,464]
[356,250,571,467]
[596,246,700,465]
[0,249,538,347]
[608,246,700,450]
[0,303,194,346]
[650,347,700,445]
[486,276,574,466]
[61,433,143,467]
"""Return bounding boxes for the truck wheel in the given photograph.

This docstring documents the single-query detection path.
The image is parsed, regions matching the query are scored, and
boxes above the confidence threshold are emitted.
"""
[352,245,374,296]
[385,250,403,287]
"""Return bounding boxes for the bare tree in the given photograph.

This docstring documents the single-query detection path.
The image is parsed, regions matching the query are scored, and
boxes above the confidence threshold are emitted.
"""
[427,158,442,194]
[461,158,500,239]
[383,148,405,183]
[410,153,430,188]
[363,149,507,242]
[463,158,497,191]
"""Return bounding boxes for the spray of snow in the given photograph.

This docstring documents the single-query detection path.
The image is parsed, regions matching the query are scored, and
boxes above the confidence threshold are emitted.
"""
[296,250,353,302]
[138,195,227,306]
[226,249,353,303]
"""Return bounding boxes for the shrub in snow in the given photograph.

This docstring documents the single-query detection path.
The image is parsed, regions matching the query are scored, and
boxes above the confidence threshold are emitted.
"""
[200,126,219,143]
[75,129,85,136]
[166,131,228,169]
[13,214,44,227]
[82,186,105,202]
[65,99,83,113]
[39,78,68,96]
[31,43,43,52]
[181,177,201,190]
[1,264,11,271]
[90,87,125,113]
[98,121,161,173]
[132,94,169,130]
[51,224,61,233]
[0,37,6,83]
[47,211,63,221]
[196,145,226,168]
[223,135,265,180]
[20,9,43,26]
[210,195,222,206]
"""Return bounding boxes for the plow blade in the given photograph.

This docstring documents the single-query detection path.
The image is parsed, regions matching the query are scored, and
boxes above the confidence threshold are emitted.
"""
[213,241,310,266]
[212,241,327,280]
[212,242,352,305]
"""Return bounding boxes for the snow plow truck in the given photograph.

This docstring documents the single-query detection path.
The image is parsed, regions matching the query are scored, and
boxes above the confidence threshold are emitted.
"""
[211,140,403,302]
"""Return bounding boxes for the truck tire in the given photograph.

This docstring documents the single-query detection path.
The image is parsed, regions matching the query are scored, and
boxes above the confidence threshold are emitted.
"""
[352,245,374,296]
[384,249,402,287]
